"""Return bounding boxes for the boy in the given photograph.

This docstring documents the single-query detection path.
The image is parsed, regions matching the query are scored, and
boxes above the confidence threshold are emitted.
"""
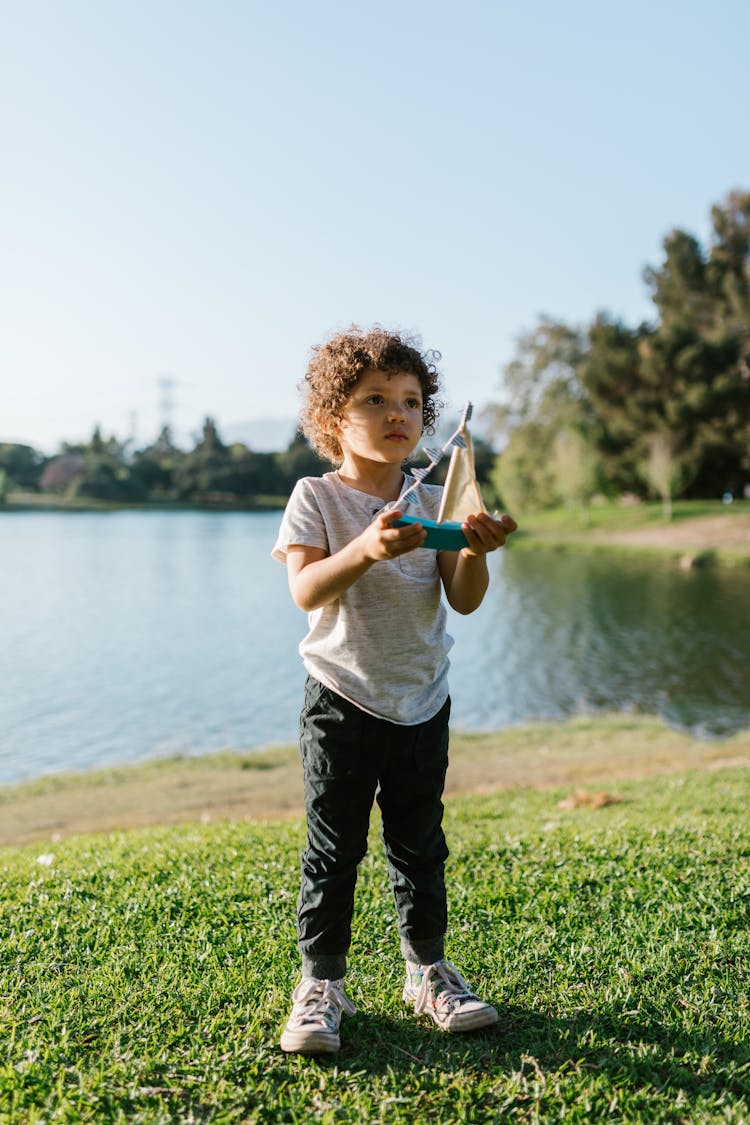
[272,326,516,1054]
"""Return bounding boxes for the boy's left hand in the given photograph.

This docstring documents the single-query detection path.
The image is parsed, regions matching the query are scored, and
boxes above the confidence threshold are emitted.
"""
[460,512,517,558]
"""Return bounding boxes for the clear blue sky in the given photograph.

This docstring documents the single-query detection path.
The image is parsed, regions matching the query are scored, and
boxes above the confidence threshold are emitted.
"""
[2,0,748,452]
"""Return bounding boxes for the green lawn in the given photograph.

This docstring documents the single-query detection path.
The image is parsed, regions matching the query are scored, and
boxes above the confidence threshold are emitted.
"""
[2,767,749,1123]
[515,499,743,533]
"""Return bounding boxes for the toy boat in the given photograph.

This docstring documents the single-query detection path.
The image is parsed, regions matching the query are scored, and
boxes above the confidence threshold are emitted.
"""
[390,402,487,550]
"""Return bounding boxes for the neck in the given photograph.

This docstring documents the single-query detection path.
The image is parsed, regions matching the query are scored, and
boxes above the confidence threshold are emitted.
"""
[336,457,405,501]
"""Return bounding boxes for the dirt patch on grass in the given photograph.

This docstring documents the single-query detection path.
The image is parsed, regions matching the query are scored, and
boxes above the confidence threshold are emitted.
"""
[3,716,749,847]
[516,511,750,564]
[599,513,750,552]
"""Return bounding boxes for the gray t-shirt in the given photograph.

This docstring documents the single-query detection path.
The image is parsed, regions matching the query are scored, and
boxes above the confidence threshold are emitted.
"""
[272,471,453,725]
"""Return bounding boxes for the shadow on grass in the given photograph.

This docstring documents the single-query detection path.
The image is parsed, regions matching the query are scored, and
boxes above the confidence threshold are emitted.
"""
[317,1005,750,1103]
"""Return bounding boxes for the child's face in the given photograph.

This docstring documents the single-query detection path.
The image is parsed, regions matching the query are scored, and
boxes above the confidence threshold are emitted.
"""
[336,368,424,465]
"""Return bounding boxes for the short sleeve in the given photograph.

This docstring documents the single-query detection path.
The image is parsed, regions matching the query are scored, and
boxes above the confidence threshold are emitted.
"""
[271,478,330,563]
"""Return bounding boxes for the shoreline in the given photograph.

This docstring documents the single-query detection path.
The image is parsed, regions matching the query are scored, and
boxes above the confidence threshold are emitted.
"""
[512,505,750,567]
[3,714,750,848]
[1,494,286,514]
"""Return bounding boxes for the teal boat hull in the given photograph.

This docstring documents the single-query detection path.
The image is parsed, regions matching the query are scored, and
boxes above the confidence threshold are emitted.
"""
[392,515,468,550]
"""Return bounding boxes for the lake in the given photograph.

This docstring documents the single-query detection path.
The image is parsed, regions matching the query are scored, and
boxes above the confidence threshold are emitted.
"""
[1,510,749,786]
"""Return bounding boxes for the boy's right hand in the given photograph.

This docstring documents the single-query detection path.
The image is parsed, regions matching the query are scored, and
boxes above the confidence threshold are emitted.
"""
[360,509,427,562]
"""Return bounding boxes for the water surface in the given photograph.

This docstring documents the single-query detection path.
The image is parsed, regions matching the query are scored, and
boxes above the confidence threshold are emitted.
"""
[1,511,748,785]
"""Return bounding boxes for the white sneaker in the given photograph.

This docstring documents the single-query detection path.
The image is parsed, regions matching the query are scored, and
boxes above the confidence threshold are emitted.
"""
[280,977,356,1054]
[403,960,499,1032]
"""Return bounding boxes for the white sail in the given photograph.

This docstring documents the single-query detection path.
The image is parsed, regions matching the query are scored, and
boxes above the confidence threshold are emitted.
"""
[436,419,487,524]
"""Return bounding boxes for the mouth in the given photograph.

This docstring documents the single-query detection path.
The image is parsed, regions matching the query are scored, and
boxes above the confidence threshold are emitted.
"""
[385,431,409,441]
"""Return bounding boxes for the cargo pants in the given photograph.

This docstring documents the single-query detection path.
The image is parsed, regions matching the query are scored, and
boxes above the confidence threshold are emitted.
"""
[297,676,450,980]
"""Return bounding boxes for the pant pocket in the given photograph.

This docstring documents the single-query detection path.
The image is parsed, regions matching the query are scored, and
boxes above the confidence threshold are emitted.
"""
[300,678,363,779]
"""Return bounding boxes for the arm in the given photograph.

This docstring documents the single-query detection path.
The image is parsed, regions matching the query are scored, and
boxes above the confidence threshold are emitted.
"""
[286,509,427,612]
[438,512,518,615]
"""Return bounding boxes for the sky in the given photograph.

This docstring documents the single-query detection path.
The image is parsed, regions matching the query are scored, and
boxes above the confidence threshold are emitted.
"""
[2,0,748,453]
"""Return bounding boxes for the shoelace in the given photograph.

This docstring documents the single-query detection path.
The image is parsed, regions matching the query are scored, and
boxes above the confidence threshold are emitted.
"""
[412,961,476,1015]
[291,978,356,1027]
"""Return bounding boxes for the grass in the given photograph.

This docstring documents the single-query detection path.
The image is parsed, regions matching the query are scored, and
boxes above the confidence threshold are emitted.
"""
[515,499,741,533]
[2,766,749,1122]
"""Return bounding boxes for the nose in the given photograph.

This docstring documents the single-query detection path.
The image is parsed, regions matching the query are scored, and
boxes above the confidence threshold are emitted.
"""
[386,400,407,421]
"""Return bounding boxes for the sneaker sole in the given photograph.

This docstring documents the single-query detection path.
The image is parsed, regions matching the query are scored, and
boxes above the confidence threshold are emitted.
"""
[403,991,499,1033]
[437,1007,499,1032]
[279,1029,341,1054]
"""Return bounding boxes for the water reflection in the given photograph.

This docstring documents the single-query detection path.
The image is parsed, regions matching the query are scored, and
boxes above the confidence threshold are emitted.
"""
[448,551,750,737]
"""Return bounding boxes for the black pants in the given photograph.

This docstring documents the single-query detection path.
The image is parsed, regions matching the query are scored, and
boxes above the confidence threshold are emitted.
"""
[297,676,450,980]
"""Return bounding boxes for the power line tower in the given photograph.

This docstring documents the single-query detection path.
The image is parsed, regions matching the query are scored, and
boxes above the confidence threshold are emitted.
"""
[156,375,177,441]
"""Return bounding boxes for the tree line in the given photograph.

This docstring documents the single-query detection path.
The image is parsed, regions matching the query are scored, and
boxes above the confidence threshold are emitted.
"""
[490,190,750,515]
[0,421,326,507]
[0,418,500,508]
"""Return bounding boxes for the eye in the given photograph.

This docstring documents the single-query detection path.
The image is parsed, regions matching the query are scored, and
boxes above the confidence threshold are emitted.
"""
[366,394,384,405]
[406,398,422,410]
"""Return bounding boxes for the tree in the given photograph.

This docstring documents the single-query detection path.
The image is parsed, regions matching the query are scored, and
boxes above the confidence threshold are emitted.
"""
[579,315,649,493]
[171,418,284,502]
[705,191,750,346]
[493,317,587,440]
[273,431,328,493]
[489,317,597,510]
[552,427,599,521]
[643,430,684,521]
[575,191,750,499]
[70,428,138,501]
[641,191,750,495]
[0,443,45,491]
[643,229,713,335]
[490,422,561,513]
[130,427,183,499]
[172,417,229,499]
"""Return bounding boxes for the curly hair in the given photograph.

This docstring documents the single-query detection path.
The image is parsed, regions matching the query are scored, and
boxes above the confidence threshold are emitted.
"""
[299,325,444,463]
